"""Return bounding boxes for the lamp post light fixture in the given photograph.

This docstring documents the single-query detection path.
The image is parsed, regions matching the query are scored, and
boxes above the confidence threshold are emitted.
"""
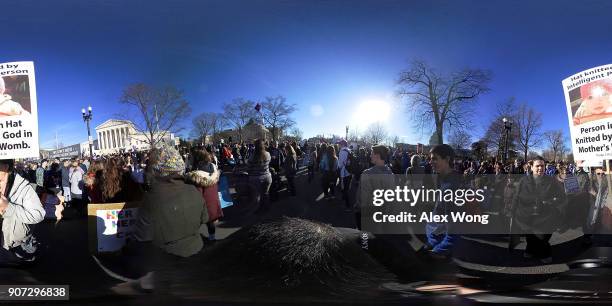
[502,117,512,162]
[82,105,93,159]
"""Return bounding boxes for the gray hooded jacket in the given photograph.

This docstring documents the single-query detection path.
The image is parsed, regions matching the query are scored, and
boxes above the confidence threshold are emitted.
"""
[2,173,45,251]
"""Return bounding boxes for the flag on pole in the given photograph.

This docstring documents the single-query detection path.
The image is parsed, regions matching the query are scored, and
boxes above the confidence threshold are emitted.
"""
[255,103,261,112]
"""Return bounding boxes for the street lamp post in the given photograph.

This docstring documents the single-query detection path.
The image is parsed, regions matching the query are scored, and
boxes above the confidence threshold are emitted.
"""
[81,106,93,159]
[502,117,512,163]
[345,125,349,140]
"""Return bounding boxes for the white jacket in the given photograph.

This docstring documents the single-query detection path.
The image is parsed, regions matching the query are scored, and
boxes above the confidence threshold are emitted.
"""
[2,173,45,250]
[69,167,84,195]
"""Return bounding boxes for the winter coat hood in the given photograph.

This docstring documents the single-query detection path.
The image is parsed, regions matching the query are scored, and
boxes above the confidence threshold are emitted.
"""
[184,169,220,188]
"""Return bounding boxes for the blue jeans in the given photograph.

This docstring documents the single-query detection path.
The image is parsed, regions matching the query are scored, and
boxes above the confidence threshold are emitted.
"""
[426,223,457,255]
[250,174,272,210]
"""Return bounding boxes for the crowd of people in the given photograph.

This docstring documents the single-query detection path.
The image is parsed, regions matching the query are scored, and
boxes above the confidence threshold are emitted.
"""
[232,138,610,264]
[0,136,609,294]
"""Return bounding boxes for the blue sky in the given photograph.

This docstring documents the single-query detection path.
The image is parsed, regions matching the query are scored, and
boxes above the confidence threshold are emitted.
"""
[2,0,612,149]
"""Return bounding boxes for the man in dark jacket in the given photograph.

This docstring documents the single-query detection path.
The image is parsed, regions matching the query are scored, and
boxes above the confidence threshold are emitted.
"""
[512,156,567,263]
[60,160,71,204]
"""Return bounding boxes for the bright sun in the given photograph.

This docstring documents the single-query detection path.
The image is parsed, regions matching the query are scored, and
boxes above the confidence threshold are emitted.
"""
[352,100,391,126]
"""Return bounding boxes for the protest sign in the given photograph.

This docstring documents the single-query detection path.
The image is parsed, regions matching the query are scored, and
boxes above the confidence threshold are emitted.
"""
[0,61,39,159]
[218,174,234,208]
[563,64,612,161]
[48,143,81,159]
[87,202,140,253]
[564,176,580,194]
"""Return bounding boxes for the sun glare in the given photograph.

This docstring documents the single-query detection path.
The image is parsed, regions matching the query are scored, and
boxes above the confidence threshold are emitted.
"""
[352,100,391,126]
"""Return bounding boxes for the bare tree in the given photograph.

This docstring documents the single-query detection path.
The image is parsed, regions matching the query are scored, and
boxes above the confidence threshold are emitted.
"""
[471,141,488,161]
[397,60,491,145]
[287,127,303,142]
[348,128,361,142]
[566,153,574,164]
[387,135,400,147]
[482,98,519,158]
[191,112,226,145]
[365,122,388,145]
[261,95,297,142]
[559,141,570,161]
[120,83,191,147]
[222,98,256,143]
[543,129,566,163]
[449,129,472,151]
[514,103,542,161]
[541,149,555,162]
[527,151,541,161]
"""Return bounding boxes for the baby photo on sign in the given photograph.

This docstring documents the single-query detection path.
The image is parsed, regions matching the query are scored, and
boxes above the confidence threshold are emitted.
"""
[0,75,31,117]
[570,79,612,126]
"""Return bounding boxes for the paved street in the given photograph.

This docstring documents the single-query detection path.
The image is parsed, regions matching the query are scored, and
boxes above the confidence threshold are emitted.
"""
[1,166,610,305]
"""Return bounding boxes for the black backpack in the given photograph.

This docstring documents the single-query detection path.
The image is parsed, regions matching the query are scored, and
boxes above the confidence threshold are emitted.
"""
[346,151,361,175]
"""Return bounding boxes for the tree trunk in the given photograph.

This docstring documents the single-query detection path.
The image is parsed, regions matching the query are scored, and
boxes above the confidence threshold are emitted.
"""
[436,124,444,145]
[271,126,278,142]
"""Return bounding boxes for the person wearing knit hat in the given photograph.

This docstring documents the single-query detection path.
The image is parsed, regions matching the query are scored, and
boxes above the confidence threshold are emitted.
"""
[150,142,186,176]
[125,142,208,292]
[0,77,29,117]
[573,79,612,125]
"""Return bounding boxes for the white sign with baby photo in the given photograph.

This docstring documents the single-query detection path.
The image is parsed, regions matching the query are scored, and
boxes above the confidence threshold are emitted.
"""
[563,64,612,161]
[0,61,39,159]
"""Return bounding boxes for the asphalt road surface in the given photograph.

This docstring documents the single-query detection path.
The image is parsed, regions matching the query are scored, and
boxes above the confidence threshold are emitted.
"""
[2,166,611,305]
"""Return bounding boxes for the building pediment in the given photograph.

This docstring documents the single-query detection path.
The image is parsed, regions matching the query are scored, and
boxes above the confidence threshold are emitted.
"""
[95,119,134,130]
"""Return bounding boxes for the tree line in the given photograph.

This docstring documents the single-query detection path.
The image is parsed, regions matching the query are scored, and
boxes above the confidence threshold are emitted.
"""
[191,95,299,144]
[117,60,570,162]
[396,60,570,162]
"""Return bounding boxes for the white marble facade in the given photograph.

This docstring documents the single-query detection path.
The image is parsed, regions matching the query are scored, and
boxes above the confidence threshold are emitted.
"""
[95,119,177,154]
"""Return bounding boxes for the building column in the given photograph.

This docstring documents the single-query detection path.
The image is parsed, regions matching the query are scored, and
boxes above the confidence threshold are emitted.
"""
[105,130,110,150]
[108,129,111,149]
[101,131,105,151]
[123,128,127,148]
[120,128,125,148]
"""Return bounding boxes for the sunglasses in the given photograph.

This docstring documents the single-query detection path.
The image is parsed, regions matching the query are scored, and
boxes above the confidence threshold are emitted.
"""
[596,173,605,176]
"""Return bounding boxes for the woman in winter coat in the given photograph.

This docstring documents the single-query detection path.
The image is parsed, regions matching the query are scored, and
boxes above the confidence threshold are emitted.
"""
[83,160,105,203]
[247,139,272,212]
[185,150,223,241]
[284,144,298,196]
[319,145,338,199]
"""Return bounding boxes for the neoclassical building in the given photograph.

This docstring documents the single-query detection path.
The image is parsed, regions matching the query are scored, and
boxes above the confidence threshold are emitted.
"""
[217,120,269,143]
[95,119,178,154]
